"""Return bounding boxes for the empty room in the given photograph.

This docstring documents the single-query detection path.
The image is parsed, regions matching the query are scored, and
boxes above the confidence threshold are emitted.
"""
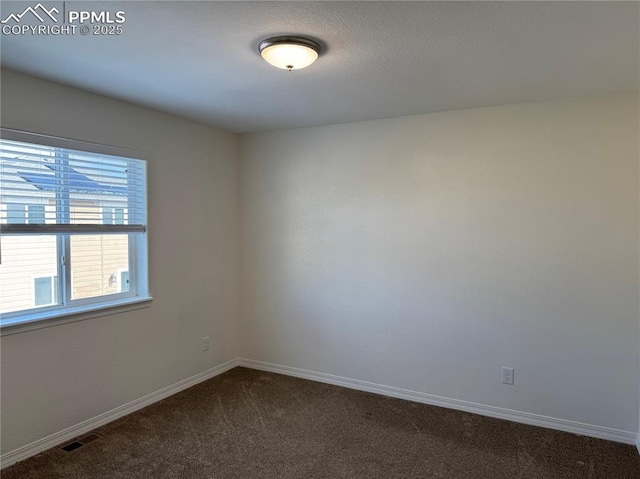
[0,1,639,478]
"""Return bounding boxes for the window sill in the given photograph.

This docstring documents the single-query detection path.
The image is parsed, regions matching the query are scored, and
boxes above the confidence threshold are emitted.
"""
[0,296,153,336]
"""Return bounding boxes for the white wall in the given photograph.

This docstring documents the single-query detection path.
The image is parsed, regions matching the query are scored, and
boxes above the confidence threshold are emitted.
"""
[0,69,240,454]
[2,70,638,454]
[240,92,640,434]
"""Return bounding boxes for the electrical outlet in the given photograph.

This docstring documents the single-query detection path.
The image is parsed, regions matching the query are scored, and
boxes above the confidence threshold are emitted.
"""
[202,336,210,351]
[502,367,514,385]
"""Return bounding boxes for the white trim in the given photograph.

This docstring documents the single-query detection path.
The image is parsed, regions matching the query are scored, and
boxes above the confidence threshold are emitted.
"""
[0,358,238,469]
[238,358,638,446]
[636,434,640,455]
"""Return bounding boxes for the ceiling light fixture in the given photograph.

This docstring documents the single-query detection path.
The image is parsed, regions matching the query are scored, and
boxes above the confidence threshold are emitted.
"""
[259,36,321,71]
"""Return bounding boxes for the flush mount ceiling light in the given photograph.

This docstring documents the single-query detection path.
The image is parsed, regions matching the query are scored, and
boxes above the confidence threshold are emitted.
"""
[259,36,321,71]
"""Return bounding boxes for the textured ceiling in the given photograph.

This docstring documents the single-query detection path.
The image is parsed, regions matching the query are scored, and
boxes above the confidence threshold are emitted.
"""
[1,1,638,133]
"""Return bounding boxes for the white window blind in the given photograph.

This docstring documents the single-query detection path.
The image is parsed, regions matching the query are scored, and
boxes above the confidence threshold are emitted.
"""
[0,139,146,235]
[0,130,150,330]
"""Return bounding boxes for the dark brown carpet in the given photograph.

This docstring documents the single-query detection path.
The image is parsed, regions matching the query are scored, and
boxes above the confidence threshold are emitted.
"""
[3,367,640,478]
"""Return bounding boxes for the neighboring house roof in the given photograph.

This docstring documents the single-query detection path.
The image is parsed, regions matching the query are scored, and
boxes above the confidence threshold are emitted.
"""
[17,164,127,196]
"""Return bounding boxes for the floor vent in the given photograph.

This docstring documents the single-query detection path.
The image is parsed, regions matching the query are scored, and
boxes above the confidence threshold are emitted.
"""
[61,434,101,452]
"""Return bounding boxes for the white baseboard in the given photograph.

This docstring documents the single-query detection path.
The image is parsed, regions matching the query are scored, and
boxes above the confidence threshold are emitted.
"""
[3,357,637,469]
[238,358,638,446]
[0,358,238,469]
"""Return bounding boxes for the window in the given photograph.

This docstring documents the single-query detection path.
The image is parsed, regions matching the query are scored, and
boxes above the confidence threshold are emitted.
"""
[27,204,45,224]
[119,270,130,293]
[114,208,125,225]
[0,129,149,328]
[102,207,125,225]
[6,204,25,224]
[33,275,57,306]
[102,207,113,225]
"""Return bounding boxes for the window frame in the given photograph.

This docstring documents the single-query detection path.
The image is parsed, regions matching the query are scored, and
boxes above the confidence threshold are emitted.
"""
[0,128,151,335]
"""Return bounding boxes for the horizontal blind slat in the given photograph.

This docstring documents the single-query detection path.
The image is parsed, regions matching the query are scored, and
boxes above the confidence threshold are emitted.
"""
[1,224,145,234]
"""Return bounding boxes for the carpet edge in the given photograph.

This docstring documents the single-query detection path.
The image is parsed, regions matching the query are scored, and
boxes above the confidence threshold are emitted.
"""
[237,358,637,446]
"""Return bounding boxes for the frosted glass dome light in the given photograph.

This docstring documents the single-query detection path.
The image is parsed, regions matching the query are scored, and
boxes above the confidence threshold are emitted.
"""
[259,36,321,71]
